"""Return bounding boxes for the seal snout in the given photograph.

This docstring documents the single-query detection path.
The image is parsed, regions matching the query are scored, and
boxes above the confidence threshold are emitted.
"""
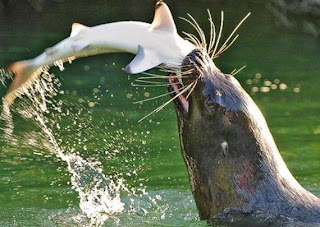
[168,74,189,113]
[168,49,213,115]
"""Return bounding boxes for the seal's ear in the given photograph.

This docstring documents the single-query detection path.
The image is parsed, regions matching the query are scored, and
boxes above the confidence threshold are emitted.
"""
[150,1,176,32]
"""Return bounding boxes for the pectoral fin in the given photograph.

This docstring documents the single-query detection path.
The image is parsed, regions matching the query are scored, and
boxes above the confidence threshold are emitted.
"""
[124,46,162,74]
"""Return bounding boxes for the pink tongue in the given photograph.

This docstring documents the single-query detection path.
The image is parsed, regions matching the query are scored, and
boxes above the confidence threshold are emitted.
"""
[170,76,189,112]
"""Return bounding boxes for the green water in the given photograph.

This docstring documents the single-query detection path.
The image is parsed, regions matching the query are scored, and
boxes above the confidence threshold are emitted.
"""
[0,0,320,226]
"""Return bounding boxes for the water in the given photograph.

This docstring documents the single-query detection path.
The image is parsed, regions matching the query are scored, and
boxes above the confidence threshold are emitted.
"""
[0,0,320,226]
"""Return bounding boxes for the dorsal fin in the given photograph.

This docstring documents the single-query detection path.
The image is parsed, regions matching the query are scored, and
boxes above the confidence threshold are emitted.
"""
[70,23,89,37]
[150,1,176,32]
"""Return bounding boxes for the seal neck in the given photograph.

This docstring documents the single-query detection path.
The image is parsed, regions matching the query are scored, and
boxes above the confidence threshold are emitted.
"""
[178,106,320,222]
[175,54,320,222]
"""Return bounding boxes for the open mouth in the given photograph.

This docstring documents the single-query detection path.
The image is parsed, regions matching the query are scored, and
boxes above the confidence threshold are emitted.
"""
[168,73,189,113]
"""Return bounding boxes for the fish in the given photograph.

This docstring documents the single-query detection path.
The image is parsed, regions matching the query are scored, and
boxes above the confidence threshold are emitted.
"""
[3,1,195,106]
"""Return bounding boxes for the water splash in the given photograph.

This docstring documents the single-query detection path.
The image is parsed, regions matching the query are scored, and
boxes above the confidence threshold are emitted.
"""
[0,69,141,226]
[0,69,15,143]
[29,106,128,226]
[0,68,12,87]
[0,66,202,226]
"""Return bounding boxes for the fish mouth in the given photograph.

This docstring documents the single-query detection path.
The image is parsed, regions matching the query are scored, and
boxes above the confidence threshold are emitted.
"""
[168,73,189,114]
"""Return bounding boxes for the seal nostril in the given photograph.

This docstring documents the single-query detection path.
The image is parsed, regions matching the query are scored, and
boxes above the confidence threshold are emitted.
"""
[181,50,203,86]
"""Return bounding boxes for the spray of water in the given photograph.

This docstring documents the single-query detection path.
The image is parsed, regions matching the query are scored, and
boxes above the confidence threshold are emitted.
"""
[0,68,148,226]
[0,64,204,226]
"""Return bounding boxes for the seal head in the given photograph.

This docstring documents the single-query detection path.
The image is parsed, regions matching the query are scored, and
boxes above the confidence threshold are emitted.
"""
[168,49,320,224]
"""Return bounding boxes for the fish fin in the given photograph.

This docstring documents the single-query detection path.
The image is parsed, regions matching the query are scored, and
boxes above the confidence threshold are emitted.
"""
[124,45,162,74]
[150,1,176,32]
[70,23,89,37]
[4,60,39,106]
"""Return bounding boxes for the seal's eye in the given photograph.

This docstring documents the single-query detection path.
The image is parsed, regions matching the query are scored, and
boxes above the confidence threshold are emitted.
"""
[205,97,216,114]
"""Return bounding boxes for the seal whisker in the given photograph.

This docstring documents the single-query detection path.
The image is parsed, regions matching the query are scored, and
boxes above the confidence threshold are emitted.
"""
[179,16,206,50]
[159,70,193,78]
[138,75,189,80]
[211,11,224,59]
[158,64,182,72]
[187,14,207,50]
[179,17,202,40]
[135,79,169,84]
[207,9,217,55]
[214,13,251,58]
[140,72,176,78]
[158,68,191,77]
[186,78,199,99]
[182,31,202,47]
[214,34,239,59]
[230,65,247,76]
[132,82,180,87]
[195,55,209,72]
[133,87,184,104]
[141,72,167,77]
[159,66,194,73]
[134,91,175,104]
[138,82,195,122]
[230,68,237,75]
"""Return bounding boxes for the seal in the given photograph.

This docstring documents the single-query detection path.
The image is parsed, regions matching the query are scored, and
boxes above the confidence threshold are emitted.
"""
[168,49,320,224]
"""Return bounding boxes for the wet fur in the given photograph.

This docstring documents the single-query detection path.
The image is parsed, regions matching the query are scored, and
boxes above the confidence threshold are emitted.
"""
[173,50,320,224]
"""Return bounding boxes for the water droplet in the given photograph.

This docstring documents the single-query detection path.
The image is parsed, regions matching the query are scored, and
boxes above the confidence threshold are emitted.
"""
[293,87,301,93]
[264,80,272,86]
[255,73,262,79]
[274,79,280,84]
[279,83,288,91]
[88,102,95,107]
[251,87,259,93]
[144,92,150,97]
[271,84,278,90]
[260,87,270,93]
[84,65,90,71]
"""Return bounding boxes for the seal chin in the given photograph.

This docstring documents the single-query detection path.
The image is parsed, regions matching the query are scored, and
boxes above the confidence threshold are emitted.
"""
[168,74,189,114]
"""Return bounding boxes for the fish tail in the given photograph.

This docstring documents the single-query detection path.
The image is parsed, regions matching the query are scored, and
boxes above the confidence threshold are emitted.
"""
[3,60,38,106]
